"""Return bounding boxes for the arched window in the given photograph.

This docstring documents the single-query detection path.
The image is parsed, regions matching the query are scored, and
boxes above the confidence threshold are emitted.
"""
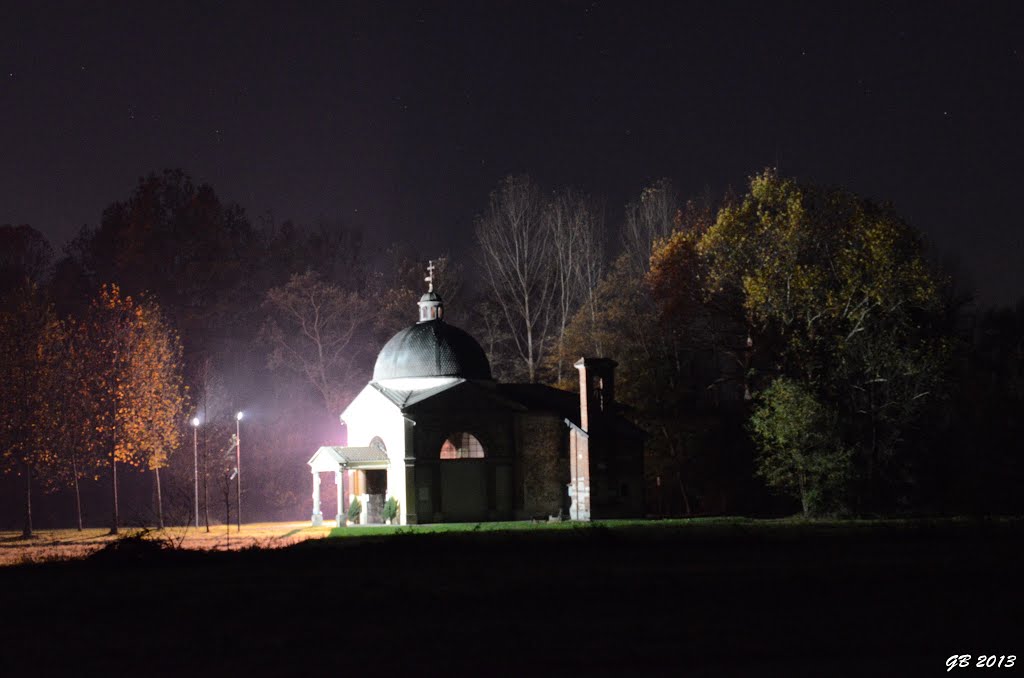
[439,432,485,459]
[370,436,387,453]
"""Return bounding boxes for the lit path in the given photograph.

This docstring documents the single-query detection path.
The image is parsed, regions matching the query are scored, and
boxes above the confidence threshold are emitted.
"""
[0,521,332,566]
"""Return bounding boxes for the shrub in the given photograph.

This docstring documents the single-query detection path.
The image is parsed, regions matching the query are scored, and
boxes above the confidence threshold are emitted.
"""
[347,497,362,523]
[382,497,399,522]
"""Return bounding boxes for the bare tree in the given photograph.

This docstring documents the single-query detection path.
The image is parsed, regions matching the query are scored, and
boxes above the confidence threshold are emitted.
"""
[572,195,606,359]
[547,190,605,382]
[189,357,231,531]
[475,176,555,382]
[469,293,517,381]
[622,178,678,275]
[262,271,369,413]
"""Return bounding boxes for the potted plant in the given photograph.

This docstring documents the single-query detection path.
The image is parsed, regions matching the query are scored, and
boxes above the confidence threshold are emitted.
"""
[382,497,399,525]
[347,497,362,525]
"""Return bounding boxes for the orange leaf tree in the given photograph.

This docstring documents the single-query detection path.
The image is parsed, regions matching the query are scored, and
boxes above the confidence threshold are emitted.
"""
[0,282,62,537]
[77,284,186,533]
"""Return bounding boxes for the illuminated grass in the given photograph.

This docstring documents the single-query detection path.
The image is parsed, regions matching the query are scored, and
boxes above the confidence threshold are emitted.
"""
[326,515,1023,539]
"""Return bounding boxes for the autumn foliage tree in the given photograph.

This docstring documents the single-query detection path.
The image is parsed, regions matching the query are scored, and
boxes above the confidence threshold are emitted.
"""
[77,285,186,533]
[45,319,102,530]
[0,282,62,537]
[699,170,949,513]
[126,302,187,528]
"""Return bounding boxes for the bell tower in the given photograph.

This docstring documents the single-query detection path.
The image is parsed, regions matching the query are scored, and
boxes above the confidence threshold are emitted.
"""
[417,260,444,322]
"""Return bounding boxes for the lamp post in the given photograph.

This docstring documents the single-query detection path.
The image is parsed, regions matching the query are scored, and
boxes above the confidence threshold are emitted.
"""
[235,411,243,533]
[191,417,200,528]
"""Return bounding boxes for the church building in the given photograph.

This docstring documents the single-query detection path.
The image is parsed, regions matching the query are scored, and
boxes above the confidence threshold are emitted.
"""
[307,266,645,525]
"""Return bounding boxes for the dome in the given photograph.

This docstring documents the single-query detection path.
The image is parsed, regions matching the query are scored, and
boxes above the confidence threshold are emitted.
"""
[373,319,492,381]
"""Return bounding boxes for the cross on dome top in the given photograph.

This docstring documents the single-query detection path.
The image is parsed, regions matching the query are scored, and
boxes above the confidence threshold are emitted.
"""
[418,259,444,322]
[425,260,436,293]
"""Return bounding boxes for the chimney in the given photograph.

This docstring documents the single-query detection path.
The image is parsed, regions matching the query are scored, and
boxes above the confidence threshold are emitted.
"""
[574,357,617,432]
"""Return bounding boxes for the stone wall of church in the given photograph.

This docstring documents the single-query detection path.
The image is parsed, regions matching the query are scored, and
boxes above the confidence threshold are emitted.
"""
[518,413,567,519]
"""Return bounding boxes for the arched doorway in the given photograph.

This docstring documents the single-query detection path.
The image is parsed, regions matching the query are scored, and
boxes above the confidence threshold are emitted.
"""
[439,432,488,521]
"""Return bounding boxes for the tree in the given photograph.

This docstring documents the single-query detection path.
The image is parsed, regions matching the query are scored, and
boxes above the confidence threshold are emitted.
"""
[371,249,463,345]
[0,224,54,295]
[80,285,139,534]
[76,285,185,533]
[44,317,102,530]
[462,293,513,382]
[0,282,62,537]
[561,253,660,402]
[936,299,1024,513]
[750,378,852,516]
[475,175,555,382]
[189,357,233,531]
[263,271,370,414]
[699,170,949,511]
[546,190,605,383]
[642,200,754,515]
[621,179,678,276]
[262,218,367,293]
[71,170,258,362]
[126,302,187,529]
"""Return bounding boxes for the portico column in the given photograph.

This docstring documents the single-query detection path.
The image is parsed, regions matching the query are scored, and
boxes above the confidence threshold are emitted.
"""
[335,469,344,526]
[311,472,323,526]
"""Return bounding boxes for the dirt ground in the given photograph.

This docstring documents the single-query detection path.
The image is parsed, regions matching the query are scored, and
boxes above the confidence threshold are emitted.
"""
[0,522,332,565]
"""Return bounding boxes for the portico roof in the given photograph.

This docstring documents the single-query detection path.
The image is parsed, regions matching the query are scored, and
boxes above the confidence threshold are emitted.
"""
[308,445,389,472]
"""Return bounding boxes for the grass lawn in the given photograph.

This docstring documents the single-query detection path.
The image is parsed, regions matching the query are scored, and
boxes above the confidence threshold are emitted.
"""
[0,517,1021,676]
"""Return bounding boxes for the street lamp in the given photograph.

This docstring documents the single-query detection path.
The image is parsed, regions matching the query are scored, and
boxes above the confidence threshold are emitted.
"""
[191,417,200,528]
[235,411,243,533]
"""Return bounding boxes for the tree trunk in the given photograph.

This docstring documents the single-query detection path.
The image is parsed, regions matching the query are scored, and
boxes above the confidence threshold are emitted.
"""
[154,466,164,529]
[203,443,210,532]
[22,461,33,539]
[525,296,535,382]
[869,414,879,513]
[799,472,809,517]
[110,453,119,535]
[676,471,692,516]
[72,455,83,531]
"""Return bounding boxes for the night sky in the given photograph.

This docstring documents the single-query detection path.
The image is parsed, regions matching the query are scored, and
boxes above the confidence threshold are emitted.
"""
[2,2,1022,304]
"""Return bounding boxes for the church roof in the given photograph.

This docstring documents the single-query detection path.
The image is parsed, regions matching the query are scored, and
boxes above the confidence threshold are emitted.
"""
[496,383,582,425]
[372,319,492,381]
[497,383,647,439]
[308,445,389,471]
[370,378,466,408]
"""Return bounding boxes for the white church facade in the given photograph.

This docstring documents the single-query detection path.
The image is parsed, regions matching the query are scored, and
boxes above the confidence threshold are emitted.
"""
[307,269,645,525]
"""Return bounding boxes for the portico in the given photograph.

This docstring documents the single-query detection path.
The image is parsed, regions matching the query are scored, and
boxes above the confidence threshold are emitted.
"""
[307,445,389,526]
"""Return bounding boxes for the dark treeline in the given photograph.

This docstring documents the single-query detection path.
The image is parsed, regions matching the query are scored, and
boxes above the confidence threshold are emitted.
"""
[1,168,1021,530]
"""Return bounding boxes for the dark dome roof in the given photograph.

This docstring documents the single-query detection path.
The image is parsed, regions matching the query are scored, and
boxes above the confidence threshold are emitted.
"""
[373,319,492,381]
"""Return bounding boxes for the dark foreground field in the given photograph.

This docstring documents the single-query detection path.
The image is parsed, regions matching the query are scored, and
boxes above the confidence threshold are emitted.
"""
[0,519,1021,677]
